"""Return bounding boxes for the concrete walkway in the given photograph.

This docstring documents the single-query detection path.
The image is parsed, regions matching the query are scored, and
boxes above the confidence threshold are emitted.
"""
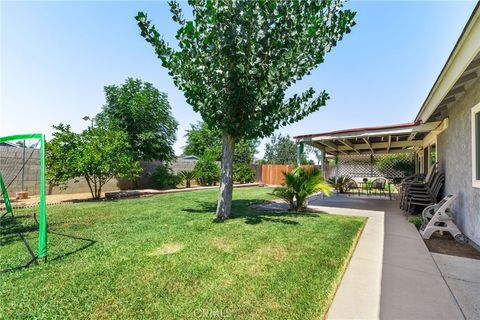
[431,253,480,319]
[305,195,466,320]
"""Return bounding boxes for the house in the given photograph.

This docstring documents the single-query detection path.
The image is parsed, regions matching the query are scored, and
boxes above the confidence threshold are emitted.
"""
[295,3,480,247]
[182,155,200,161]
[0,142,19,147]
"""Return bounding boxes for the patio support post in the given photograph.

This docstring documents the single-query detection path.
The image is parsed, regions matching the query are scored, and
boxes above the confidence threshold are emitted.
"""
[296,142,304,166]
[335,155,339,176]
[370,154,374,177]
[322,147,326,178]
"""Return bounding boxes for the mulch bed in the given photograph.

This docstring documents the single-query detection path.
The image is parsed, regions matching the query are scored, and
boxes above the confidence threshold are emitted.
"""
[424,233,480,260]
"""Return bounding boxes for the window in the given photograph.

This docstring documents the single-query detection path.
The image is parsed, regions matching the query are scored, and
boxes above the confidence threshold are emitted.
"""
[429,143,437,167]
[472,103,480,188]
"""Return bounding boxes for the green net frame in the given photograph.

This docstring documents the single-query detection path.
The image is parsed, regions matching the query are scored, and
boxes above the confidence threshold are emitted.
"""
[0,133,47,261]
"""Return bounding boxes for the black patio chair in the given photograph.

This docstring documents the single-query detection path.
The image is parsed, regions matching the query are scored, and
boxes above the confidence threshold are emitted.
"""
[372,178,387,197]
[346,179,360,196]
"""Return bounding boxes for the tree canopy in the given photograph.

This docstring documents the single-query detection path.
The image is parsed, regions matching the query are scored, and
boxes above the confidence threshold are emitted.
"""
[46,124,140,199]
[184,121,258,163]
[96,78,178,162]
[136,1,354,140]
[136,0,355,219]
[264,133,309,164]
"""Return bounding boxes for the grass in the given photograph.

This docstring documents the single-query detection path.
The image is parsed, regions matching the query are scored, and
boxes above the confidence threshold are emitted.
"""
[1,187,365,319]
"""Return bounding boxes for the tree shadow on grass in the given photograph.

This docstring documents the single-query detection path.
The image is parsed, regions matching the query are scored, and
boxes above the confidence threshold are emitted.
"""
[182,198,322,225]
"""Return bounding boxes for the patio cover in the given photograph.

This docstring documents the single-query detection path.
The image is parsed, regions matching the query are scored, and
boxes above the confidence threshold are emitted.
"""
[294,121,442,156]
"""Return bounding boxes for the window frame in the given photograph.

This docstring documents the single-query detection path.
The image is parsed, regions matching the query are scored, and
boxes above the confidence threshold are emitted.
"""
[417,152,424,174]
[472,103,480,188]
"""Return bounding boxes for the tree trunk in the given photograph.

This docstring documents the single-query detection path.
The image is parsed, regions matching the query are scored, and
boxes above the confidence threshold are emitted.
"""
[216,133,235,220]
[85,175,95,199]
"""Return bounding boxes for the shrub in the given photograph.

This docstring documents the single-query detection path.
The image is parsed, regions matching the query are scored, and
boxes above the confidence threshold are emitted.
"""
[376,154,415,178]
[152,164,182,189]
[233,163,255,184]
[274,167,331,212]
[194,157,219,186]
[179,170,196,188]
[327,176,350,193]
[409,216,424,230]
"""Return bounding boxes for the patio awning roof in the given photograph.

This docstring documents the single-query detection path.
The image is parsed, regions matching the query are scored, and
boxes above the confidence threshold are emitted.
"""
[294,121,442,156]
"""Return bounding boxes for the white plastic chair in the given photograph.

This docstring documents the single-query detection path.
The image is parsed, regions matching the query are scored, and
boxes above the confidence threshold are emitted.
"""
[420,194,468,244]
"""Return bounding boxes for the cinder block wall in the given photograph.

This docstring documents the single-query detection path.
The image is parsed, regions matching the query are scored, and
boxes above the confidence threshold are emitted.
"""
[1,146,42,197]
[0,155,207,196]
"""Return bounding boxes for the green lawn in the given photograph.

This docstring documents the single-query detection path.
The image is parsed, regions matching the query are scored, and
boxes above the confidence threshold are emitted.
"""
[1,187,365,319]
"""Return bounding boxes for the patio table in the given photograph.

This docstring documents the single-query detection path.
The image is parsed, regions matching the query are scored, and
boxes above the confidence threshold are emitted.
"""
[358,181,393,200]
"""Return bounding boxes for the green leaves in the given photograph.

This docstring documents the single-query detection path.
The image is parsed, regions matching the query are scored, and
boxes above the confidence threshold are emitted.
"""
[46,125,141,199]
[184,21,195,35]
[274,166,331,211]
[194,155,220,186]
[136,0,356,140]
[136,0,356,216]
[264,133,308,165]
[184,121,258,163]
[96,78,178,162]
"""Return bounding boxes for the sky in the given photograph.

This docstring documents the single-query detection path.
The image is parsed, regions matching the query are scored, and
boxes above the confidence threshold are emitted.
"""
[1,0,477,158]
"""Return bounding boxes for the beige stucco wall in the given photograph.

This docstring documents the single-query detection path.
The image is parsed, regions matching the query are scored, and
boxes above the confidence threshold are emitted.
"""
[437,77,480,246]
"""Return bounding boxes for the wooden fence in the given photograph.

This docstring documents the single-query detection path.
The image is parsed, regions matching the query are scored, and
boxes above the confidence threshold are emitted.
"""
[261,164,320,185]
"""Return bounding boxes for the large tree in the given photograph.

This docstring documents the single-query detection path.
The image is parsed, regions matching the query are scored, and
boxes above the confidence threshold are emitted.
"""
[136,0,355,219]
[184,121,258,164]
[264,133,299,164]
[96,78,178,162]
[46,124,140,199]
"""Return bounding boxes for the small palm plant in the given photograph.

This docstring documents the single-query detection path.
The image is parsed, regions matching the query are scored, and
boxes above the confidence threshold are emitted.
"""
[327,176,350,193]
[273,167,331,212]
[179,170,197,188]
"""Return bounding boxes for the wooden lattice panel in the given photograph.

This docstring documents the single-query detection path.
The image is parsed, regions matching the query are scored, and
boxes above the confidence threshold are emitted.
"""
[337,153,413,178]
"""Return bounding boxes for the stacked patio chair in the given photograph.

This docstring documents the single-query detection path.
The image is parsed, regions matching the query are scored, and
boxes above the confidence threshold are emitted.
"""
[372,178,387,197]
[397,173,426,197]
[420,194,468,244]
[401,168,445,214]
[404,171,445,213]
[399,163,437,210]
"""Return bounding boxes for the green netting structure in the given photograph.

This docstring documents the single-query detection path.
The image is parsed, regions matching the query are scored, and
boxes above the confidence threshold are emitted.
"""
[0,133,47,272]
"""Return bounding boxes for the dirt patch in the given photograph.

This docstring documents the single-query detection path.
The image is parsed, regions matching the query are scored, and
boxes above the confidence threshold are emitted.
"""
[148,243,184,256]
[210,237,232,252]
[424,233,480,260]
[256,244,289,260]
[238,244,291,276]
